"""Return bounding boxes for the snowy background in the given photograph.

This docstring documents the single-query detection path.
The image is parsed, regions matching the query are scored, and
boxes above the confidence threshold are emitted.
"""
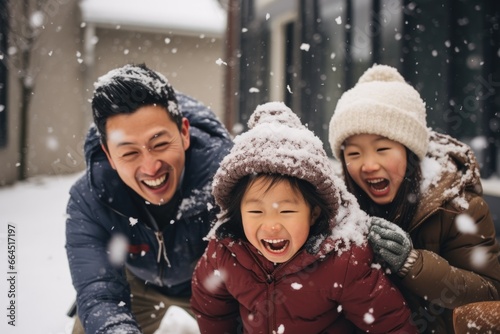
[0,173,79,334]
[0,172,199,334]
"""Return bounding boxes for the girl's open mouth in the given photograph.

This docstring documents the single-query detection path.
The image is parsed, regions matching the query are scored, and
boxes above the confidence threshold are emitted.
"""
[261,239,289,253]
[366,178,389,193]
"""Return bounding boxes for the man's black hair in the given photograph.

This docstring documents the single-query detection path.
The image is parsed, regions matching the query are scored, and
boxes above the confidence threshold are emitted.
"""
[91,63,182,149]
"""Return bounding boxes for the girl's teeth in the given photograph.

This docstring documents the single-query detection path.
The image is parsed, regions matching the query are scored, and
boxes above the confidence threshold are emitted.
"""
[263,239,288,253]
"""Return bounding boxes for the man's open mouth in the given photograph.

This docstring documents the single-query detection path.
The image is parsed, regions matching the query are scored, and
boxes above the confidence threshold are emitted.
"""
[142,174,168,189]
[261,239,289,253]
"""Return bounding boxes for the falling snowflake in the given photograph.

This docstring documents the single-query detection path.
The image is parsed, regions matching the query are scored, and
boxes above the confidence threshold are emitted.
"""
[275,324,285,334]
[300,43,310,51]
[30,11,44,28]
[249,87,260,93]
[108,234,129,266]
[118,301,126,307]
[471,247,488,269]
[154,302,165,310]
[129,217,138,226]
[202,269,225,292]
[335,16,342,25]
[363,309,375,324]
[216,58,227,66]
[455,214,477,234]
[291,282,302,290]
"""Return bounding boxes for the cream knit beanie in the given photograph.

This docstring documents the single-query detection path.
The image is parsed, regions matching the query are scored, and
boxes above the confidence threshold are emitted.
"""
[328,64,429,160]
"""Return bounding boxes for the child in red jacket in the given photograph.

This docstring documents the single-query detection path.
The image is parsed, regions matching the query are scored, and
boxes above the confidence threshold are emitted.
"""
[190,102,417,333]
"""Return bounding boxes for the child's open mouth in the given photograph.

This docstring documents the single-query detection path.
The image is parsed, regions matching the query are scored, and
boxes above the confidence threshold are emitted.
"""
[367,178,389,193]
[261,239,289,253]
[142,174,168,189]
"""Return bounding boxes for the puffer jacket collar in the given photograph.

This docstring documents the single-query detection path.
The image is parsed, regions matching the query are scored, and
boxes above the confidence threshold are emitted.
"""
[218,237,322,282]
[412,130,483,230]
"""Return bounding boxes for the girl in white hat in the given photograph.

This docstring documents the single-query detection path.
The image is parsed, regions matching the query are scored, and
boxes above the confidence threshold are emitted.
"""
[329,64,500,333]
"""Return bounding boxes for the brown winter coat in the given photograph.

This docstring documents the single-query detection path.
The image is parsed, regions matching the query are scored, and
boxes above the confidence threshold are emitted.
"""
[394,131,500,333]
[191,236,416,334]
[452,301,500,333]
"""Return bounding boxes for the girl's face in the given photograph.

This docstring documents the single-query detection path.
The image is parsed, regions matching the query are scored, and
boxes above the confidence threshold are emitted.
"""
[240,177,320,263]
[343,134,407,205]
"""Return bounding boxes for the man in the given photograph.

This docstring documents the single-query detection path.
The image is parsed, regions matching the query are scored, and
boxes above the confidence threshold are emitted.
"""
[65,63,233,333]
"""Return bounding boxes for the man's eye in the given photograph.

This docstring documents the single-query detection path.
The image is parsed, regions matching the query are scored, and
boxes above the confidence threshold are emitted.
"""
[377,147,390,152]
[247,210,262,214]
[154,142,169,149]
[281,210,297,214]
[346,151,359,157]
[122,152,138,157]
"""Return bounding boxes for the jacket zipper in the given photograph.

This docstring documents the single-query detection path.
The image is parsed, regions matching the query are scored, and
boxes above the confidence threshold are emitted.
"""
[242,243,303,332]
[96,185,173,287]
[154,231,171,286]
[155,231,171,266]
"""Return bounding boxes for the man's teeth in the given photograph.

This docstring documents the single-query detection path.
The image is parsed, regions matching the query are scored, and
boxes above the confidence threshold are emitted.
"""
[143,175,166,187]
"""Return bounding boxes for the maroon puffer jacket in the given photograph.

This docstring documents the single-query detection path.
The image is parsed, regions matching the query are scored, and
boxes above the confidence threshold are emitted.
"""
[191,236,416,334]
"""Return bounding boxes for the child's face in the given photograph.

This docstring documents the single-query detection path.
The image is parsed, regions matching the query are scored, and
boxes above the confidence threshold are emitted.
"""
[240,177,320,263]
[343,134,407,205]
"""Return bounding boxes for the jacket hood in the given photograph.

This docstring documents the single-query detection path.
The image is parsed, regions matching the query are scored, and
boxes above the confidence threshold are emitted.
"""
[414,130,483,225]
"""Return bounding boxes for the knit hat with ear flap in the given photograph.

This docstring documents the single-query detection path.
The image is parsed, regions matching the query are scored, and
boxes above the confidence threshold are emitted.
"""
[328,64,429,160]
[212,101,340,216]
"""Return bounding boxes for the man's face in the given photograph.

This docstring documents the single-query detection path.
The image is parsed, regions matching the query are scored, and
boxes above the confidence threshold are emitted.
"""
[103,105,190,205]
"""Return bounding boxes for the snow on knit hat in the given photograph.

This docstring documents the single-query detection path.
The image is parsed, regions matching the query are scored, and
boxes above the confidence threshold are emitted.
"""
[211,101,370,255]
[212,101,342,214]
[328,64,429,160]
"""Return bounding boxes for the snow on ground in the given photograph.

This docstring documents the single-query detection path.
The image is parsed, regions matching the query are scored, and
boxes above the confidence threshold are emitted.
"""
[0,172,80,334]
[0,172,199,334]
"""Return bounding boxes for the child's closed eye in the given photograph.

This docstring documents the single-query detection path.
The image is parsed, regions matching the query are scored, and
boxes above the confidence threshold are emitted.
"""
[346,151,359,157]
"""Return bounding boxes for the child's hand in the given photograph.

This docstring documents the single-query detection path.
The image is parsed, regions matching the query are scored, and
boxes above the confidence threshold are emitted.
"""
[368,217,412,274]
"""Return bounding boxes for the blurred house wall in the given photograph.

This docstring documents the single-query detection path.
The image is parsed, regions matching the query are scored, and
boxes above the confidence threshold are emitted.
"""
[0,0,226,186]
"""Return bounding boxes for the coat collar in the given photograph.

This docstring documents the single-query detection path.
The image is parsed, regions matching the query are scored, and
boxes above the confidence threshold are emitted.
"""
[412,130,482,227]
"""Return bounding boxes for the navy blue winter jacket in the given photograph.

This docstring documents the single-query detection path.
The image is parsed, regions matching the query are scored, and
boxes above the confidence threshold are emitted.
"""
[65,93,233,333]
